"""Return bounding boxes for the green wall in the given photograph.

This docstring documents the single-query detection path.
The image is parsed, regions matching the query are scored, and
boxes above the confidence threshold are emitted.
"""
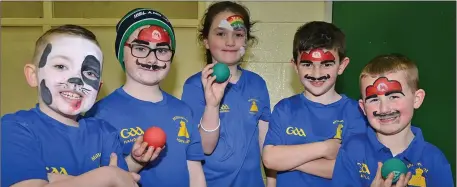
[333,1,456,182]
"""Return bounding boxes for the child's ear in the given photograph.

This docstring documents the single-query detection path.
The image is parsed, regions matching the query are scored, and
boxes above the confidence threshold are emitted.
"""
[290,58,298,74]
[24,63,38,87]
[413,89,426,109]
[337,57,350,75]
[358,99,367,116]
[204,38,209,49]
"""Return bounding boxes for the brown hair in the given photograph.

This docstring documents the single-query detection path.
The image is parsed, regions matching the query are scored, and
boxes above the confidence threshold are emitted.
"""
[292,21,346,63]
[198,1,257,64]
[32,24,99,64]
[360,53,419,92]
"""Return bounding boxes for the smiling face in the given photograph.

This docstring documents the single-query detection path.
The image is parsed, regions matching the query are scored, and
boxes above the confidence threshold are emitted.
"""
[37,35,103,116]
[294,48,349,97]
[359,71,425,135]
[123,25,173,86]
[204,11,247,65]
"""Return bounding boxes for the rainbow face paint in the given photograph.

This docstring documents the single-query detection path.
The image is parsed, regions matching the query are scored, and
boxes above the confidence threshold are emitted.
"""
[365,77,404,100]
[300,48,335,62]
[218,15,246,31]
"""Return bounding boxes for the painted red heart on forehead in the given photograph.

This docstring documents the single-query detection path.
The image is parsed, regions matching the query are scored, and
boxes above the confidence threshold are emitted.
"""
[300,48,335,61]
[366,77,403,97]
[138,25,171,44]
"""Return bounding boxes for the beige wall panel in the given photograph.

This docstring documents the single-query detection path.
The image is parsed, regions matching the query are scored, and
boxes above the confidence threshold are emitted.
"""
[86,27,203,100]
[243,62,304,106]
[53,1,198,19]
[242,2,327,23]
[247,23,304,63]
[1,2,43,18]
[1,27,43,115]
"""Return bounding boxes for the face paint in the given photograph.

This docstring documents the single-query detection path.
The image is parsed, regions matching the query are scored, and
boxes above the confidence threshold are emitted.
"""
[135,59,167,70]
[218,15,246,31]
[239,46,246,56]
[365,77,404,100]
[37,36,103,115]
[300,48,335,62]
[137,26,171,46]
[304,74,331,81]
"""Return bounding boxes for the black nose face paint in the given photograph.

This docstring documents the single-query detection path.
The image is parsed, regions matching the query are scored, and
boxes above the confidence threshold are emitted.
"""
[68,77,84,85]
[136,59,167,70]
[304,74,331,81]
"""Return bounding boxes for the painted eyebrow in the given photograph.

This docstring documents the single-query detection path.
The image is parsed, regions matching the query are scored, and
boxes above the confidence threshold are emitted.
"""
[385,91,405,96]
[131,39,149,45]
[365,94,377,102]
[320,60,335,64]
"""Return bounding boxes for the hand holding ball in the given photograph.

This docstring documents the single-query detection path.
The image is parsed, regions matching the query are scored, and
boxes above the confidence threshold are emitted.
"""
[143,127,166,148]
[381,158,408,183]
[211,63,230,83]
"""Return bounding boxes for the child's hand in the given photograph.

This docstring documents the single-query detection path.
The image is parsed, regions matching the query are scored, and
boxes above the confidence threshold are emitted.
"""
[370,162,412,187]
[323,138,341,160]
[201,63,230,108]
[108,153,141,187]
[130,136,163,164]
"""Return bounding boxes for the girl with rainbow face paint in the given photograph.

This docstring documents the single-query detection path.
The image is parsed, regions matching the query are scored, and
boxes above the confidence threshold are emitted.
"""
[181,1,275,187]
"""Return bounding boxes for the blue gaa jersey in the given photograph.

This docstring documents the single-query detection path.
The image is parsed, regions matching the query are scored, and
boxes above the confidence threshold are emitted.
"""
[332,126,455,187]
[1,105,128,187]
[85,88,204,187]
[264,93,367,187]
[181,67,271,187]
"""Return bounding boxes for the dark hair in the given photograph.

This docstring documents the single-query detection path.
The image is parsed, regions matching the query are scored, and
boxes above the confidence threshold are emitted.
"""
[198,1,257,64]
[292,21,346,63]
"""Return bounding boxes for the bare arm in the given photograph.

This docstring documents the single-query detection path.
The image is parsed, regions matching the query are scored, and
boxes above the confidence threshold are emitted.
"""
[258,120,277,187]
[12,167,114,187]
[293,158,336,179]
[187,161,206,187]
[199,106,221,154]
[262,142,327,171]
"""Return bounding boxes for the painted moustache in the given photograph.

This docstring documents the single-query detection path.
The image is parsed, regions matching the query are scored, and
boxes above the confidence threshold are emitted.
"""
[136,60,167,70]
[304,74,331,81]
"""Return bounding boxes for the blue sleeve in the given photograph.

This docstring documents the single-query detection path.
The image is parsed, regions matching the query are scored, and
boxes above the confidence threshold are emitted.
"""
[342,105,368,141]
[181,81,205,121]
[427,153,455,187]
[259,80,271,122]
[1,119,48,186]
[99,121,129,171]
[263,102,287,146]
[186,115,205,161]
[331,148,363,187]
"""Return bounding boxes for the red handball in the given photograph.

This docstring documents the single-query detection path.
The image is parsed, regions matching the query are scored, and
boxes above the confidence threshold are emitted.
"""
[143,126,166,148]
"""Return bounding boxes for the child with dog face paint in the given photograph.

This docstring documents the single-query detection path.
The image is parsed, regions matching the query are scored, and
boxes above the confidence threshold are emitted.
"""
[85,8,206,187]
[331,54,454,187]
[181,2,273,187]
[1,25,153,187]
[262,21,368,187]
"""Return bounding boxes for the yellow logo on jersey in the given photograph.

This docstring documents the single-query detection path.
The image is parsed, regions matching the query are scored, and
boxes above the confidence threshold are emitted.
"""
[46,167,68,175]
[333,120,344,140]
[407,163,428,187]
[120,127,144,144]
[286,127,306,137]
[357,162,371,180]
[174,116,190,144]
[248,99,259,114]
